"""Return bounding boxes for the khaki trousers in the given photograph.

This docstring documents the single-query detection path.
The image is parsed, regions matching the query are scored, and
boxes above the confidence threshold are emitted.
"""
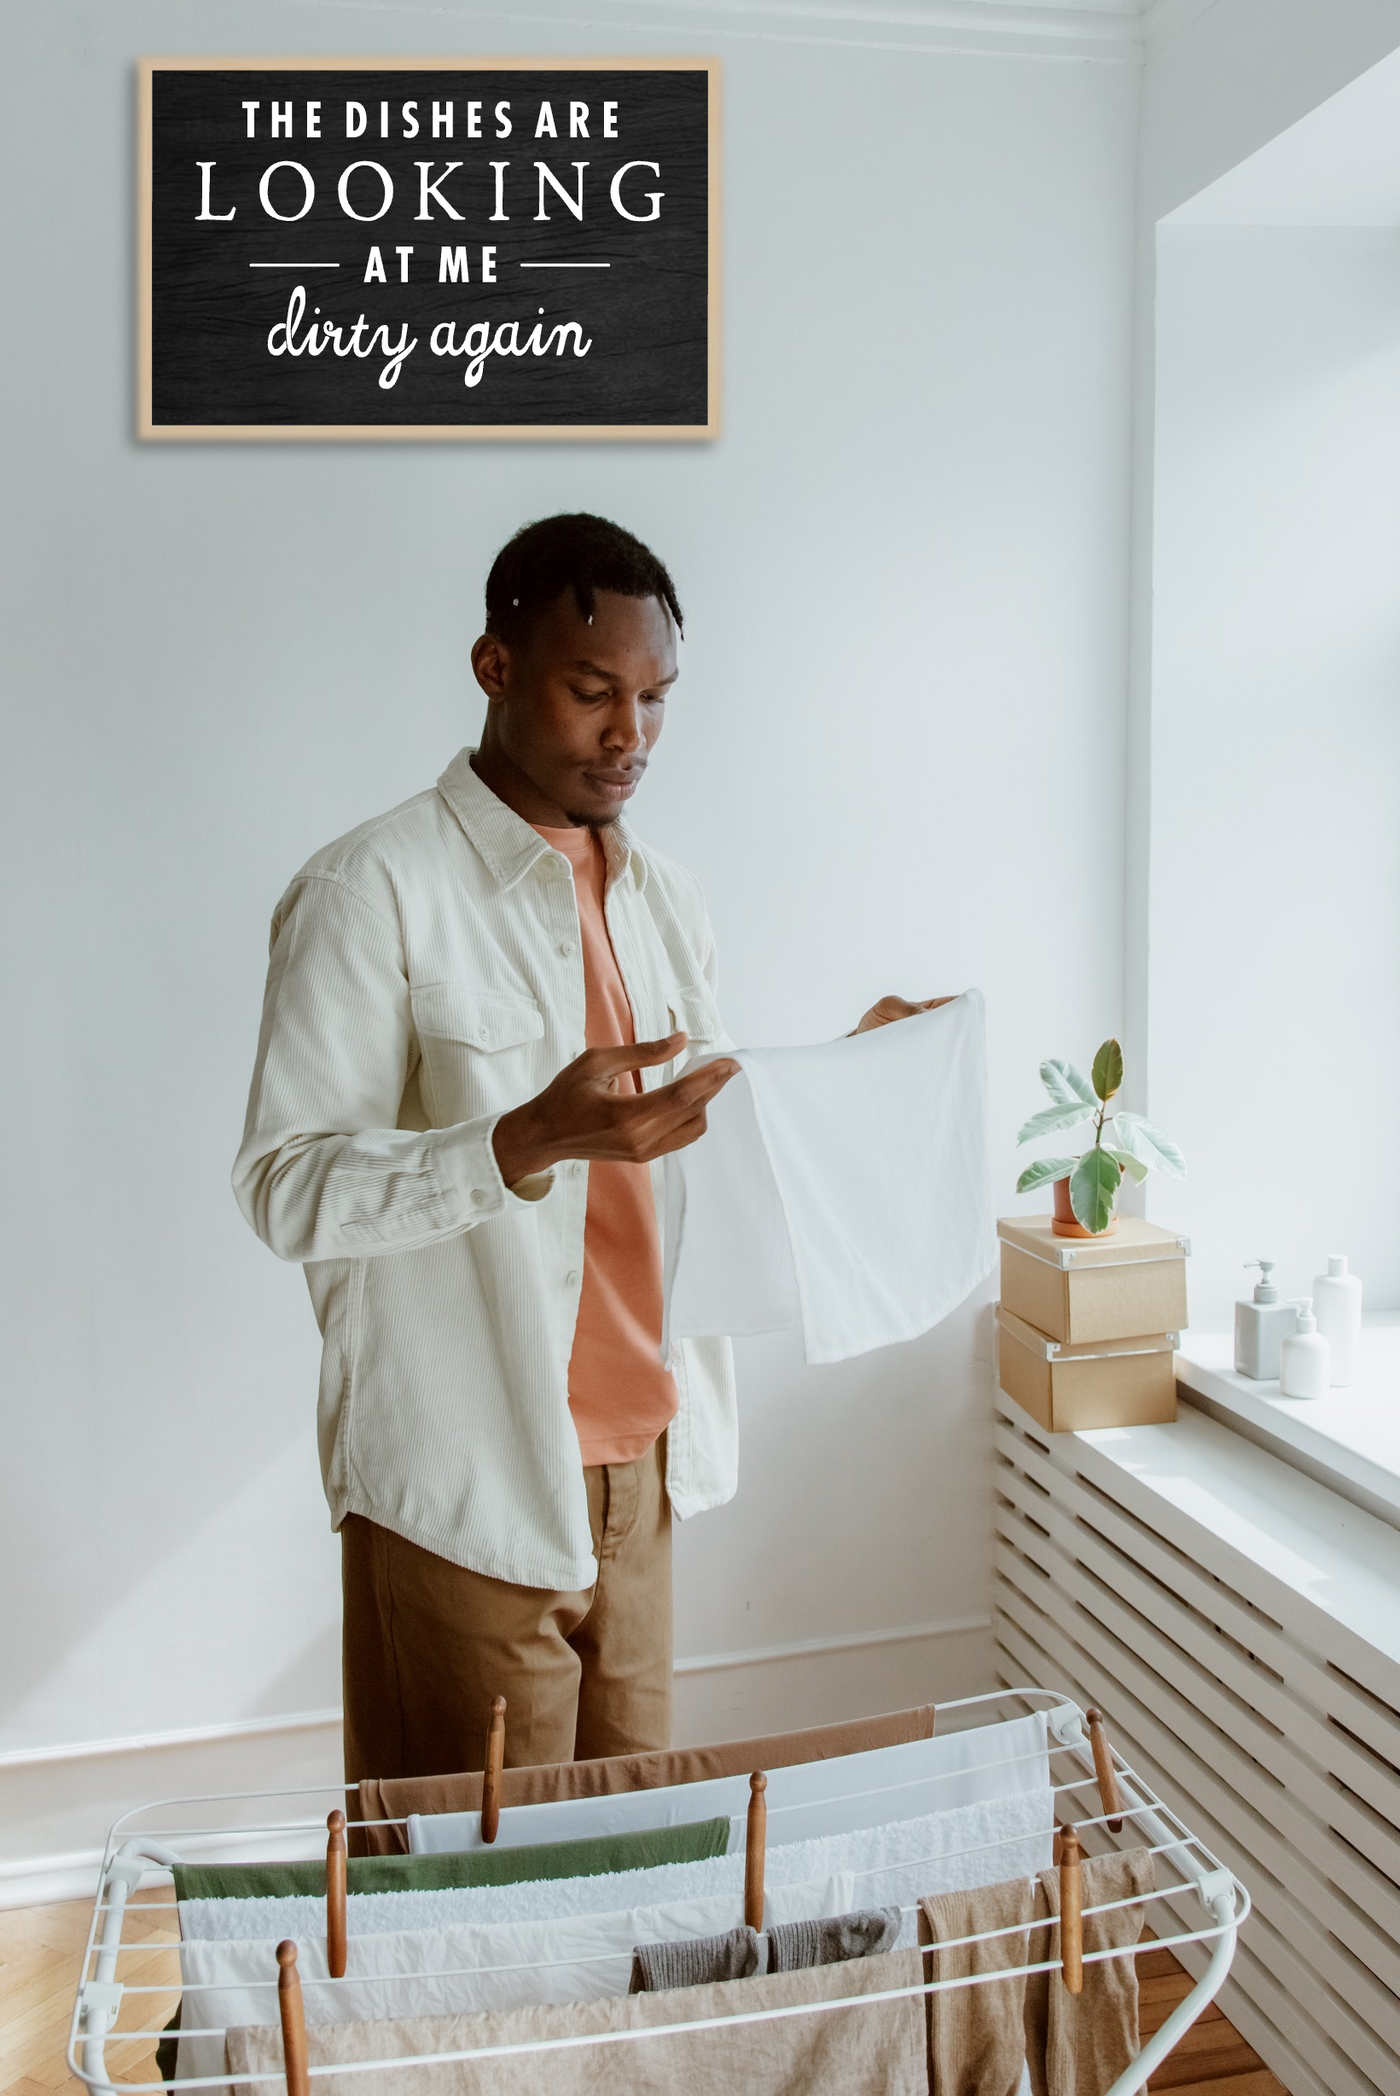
[341,1438,673,1782]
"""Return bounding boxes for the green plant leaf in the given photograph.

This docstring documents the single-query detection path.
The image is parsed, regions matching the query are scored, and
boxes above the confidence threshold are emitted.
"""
[1016,1102,1095,1145]
[1091,1038,1124,1103]
[1070,1147,1122,1233]
[1112,1113,1186,1178]
[1041,1059,1096,1107]
[1016,1155,1077,1194]
[1105,1148,1149,1185]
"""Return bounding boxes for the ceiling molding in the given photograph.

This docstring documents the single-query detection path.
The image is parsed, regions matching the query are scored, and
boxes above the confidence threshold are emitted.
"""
[1139,0,1220,57]
[303,0,1153,62]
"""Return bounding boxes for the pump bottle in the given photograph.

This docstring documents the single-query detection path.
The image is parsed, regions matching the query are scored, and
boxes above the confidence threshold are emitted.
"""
[1279,1300,1330,1399]
[1234,1261,1297,1380]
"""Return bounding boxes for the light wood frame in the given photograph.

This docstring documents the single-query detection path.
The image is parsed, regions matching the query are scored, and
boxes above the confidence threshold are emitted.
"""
[136,55,721,442]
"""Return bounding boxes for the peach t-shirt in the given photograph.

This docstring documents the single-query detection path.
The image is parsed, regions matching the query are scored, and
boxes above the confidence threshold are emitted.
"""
[533,822,679,1467]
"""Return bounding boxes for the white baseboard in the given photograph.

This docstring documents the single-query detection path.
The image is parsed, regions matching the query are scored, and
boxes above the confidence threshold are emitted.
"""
[0,1613,993,1909]
[674,1613,990,1675]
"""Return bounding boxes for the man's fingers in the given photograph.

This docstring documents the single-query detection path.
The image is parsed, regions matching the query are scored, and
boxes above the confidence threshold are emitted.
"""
[854,992,959,1033]
[646,1109,714,1159]
[609,1060,736,1155]
[663,1058,739,1112]
[586,1032,687,1080]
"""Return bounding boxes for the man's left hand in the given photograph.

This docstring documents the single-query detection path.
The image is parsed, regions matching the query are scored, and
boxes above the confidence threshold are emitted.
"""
[853,994,957,1034]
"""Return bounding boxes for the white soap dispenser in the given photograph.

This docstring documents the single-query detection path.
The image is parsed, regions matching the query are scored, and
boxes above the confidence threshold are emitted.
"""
[1234,1261,1298,1380]
[1279,1299,1330,1399]
[1312,1253,1362,1386]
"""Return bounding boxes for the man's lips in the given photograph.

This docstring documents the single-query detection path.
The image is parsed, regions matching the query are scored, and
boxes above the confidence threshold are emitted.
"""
[586,770,643,799]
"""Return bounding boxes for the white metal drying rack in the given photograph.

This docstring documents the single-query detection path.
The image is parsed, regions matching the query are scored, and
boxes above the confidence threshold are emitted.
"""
[68,1687,1248,2096]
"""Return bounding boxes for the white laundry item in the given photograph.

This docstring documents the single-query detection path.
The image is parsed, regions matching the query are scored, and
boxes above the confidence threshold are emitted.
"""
[408,1709,1049,1855]
[663,991,994,1364]
[180,1787,1053,1949]
[176,1871,854,2091]
[830,1786,1054,1949]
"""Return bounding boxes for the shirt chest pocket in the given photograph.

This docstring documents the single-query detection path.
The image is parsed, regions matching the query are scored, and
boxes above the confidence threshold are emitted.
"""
[667,982,723,1054]
[410,984,546,1125]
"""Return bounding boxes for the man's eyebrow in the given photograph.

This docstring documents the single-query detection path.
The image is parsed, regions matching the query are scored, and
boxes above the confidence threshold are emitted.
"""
[569,659,679,686]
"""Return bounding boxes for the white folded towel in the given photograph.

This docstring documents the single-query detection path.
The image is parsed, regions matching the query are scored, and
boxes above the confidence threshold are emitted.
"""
[180,1786,1053,1949]
[407,1709,1050,1854]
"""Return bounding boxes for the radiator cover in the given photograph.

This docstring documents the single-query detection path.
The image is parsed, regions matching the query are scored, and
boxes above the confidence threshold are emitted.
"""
[994,1391,1400,2096]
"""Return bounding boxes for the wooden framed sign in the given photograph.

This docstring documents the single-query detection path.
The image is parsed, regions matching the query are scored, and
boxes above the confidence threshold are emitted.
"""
[137,57,719,440]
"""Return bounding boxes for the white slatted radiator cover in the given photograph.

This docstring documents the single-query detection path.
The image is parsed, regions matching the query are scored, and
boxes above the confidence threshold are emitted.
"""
[994,1391,1400,2096]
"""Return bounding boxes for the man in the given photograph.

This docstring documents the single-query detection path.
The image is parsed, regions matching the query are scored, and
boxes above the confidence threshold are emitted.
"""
[235,512,937,1783]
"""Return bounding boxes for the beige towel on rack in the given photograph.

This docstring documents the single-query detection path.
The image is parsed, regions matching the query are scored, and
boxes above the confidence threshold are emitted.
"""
[356,1707,936,1855]
[223,1946,926,2095]
[919,1877,1034,2096]
[1024,1847,1154,2096]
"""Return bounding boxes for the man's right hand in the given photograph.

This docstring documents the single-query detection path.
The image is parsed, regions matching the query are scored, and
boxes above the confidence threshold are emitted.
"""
[491,1033,739,1187]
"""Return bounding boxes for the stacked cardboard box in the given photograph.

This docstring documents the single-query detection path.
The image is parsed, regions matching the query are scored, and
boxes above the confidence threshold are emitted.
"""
[995,1215,1189,1432]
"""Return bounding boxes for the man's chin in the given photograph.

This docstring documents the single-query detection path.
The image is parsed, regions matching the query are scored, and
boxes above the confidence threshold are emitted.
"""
[563,807,622,829]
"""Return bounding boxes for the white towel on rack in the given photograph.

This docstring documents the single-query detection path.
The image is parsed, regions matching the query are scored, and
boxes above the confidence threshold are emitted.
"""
[408,1709,1049,1855]
[176,1871,855,2089]
[180,1786,1054,1949]
[663,992,994,1364]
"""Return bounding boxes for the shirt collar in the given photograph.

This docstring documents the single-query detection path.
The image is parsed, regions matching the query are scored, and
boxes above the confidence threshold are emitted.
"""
[436,747,638,891]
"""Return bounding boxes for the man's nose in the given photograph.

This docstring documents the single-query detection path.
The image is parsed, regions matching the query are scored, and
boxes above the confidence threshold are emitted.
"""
[602,699,649,751]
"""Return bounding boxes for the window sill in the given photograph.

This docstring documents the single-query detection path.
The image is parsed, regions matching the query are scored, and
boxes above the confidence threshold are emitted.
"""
[1175,1312,1400,1535]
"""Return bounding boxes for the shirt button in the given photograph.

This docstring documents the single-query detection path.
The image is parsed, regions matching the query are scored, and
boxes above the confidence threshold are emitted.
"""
[565,1269,580,1286]
[477,1026,489,1042]
[557,941,574,958]
[471,1188,488,1206]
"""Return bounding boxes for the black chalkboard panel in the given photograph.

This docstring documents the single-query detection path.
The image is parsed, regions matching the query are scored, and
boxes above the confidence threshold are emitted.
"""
[139,59,718,438]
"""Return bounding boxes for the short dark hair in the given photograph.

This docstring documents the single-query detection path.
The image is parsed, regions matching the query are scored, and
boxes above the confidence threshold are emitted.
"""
[484,513,684,646]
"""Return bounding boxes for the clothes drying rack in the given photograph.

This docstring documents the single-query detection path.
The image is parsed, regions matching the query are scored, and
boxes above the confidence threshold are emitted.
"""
[67,1687,1249,2096]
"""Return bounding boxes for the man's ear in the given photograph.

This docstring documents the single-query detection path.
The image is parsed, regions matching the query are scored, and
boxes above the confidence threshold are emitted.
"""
[471,631,511,700]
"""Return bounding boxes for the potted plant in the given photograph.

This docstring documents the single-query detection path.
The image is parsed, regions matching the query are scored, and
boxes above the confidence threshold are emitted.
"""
[1015,1039,1185,1237]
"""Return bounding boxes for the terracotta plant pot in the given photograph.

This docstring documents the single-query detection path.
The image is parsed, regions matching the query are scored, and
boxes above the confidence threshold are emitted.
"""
[1051,1169,1120,1240]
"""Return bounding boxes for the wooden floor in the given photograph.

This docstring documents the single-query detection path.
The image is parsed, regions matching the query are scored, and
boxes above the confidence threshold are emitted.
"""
[1,1894,179,2096]
[1138,1939,1287,2094]
[0,1898,1287,2095]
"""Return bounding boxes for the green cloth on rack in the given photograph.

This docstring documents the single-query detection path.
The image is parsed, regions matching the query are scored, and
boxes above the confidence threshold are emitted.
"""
[155,2004,180,2084]
[171,1816,731,1903]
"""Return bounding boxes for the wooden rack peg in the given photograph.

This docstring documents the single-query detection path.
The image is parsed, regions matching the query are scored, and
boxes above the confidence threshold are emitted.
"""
[325,1809,347,1980]
[276,1939,309,2096]
[1085,1708,1123,1833]
[744,1772,767,1932]
[1059,1824,1083,1996]
[480,1696,507,1845]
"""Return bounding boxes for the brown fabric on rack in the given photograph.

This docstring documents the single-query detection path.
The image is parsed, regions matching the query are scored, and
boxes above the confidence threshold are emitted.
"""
[918,1876,1034,2096]
[223,1946,927,2096]
[765,1908,902,1972]
[354,1705,937,1856]
[629,1925,764,1993]
[1024,1847,1153,2096]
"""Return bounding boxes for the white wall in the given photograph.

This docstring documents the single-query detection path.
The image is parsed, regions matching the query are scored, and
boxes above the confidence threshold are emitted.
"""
[1148,225,1400,1327]
[0,0,1138,1879]
[1122,0,1400,1121]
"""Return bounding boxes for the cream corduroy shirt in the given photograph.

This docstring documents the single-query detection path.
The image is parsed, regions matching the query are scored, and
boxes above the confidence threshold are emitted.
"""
[233,748,737,1590]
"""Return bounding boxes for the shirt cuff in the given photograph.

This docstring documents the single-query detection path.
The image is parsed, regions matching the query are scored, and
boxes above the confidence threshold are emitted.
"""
[431,1115,553,1221]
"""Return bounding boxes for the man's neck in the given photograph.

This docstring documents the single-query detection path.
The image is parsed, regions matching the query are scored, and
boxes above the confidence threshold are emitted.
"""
[469,745,579,828]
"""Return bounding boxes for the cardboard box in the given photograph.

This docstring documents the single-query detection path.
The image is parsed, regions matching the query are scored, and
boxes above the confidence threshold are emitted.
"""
[996,1304,1178,1432]
[997,1215,1189,1346]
